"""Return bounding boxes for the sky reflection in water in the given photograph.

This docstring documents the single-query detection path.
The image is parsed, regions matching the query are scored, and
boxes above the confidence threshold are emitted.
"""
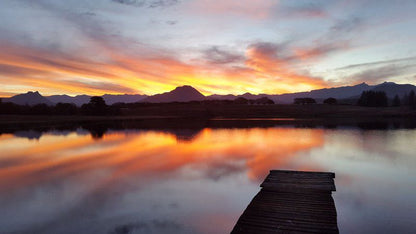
[0,127,415,234]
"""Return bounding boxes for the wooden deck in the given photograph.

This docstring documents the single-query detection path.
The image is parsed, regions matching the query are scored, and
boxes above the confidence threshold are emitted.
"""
[231,170,338,234]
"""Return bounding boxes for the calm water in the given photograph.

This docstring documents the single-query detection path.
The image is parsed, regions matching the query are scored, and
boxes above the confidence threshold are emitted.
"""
[0,121,415,234]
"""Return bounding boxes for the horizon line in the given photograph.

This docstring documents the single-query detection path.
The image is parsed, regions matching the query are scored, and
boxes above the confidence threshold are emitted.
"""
[0,81,409,98]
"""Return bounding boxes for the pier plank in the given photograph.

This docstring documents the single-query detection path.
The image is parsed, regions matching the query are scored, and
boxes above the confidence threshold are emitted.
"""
[231,170,338,234]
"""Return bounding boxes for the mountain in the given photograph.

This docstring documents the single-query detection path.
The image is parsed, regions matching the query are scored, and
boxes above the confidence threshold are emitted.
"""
[46,94,147,106]
[207,94,237,100]
[4,91,54,106]
[4,82,416,106]
[371,82,416,98]
[142,85,205,103]
[207,93,267,100]
[271,83,372,104]
[47,95,91,106]
[240,92,267,100]
[102,94,147,105]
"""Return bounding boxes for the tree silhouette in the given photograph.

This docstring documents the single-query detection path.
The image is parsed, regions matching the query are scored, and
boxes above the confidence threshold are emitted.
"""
[408,90,415,108]
[81,96,108,115]
[357,91,388,107]
[55,103,78,115]
[234,97,249,104]
[31,104,52,115]
[294,98,316,105]
[254,97,275,105]
[323,97,337,105]
[392,95,401,107]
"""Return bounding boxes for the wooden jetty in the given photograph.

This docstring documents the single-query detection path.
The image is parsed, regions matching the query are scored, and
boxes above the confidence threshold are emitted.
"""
[231,170,338,234]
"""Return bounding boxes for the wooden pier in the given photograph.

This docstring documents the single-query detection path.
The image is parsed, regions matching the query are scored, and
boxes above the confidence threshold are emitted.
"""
[231,170,338,234]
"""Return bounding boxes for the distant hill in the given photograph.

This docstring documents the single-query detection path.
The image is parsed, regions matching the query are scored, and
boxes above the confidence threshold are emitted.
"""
[371,82,416,98]
[4,91,54,106]
[47,94,147,106]
[142,85,205,103]
[207,93,267,100]
[4,82,416,105]
[270,83,372,104]
[47,95,91,106]
[269,82,416,104]
[207,94,237,100]
[102,94,147,105]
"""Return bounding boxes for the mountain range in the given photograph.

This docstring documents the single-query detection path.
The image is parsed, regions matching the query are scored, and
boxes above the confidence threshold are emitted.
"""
[1,82,415,106]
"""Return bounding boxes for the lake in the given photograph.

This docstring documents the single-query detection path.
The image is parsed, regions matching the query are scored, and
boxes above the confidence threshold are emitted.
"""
[0,119,415,234]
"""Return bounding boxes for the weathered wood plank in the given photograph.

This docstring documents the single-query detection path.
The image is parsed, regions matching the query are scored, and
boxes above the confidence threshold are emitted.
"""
[269,170,335,178]
[231,170,338,234]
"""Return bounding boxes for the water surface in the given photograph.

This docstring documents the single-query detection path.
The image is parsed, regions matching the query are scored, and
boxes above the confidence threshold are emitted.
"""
[0,121,415,234]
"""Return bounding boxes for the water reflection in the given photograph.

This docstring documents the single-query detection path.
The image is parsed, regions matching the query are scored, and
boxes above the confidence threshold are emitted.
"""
[0,122,415,233]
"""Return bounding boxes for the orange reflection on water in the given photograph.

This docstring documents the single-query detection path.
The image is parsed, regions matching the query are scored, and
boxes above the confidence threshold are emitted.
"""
[0,128,324,193]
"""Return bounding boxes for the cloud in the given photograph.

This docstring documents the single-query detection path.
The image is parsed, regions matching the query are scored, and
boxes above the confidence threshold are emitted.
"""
[112,0,180,8]
[278,1,328,18]
[336,56,416,70]
[346,64,416,83]
[330,17,364,34]
[333,56,416,84]
[165,20,177,25]
[187,0,275,19]
[187,0,330,20]
[244,42,327,90]
[202,46,244,64]
[293,41,350,60]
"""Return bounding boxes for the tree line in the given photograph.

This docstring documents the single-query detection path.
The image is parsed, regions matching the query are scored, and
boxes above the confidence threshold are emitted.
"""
[357,90,416,108]
[0,96,121,115]
[0,96,275,115]
[293,90,416,108]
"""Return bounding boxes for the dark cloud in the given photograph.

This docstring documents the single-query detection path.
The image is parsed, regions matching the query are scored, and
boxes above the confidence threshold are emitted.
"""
[203,46,245,64]
[166,20,177,25]
[149,0,179,8]
[246,42,292,60]
[348,64,416,83]
[337,56,416,70]
[282,2,328,18]
[112,0,179,8]
[331,17,364,34]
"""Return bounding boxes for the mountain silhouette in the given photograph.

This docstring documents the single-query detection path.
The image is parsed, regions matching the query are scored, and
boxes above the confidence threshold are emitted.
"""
[207,94,237,100]
[4,91,54,106]
[3,82,416,105]
[271,82,372,103]
[47,94,147,106]
[102,94,147,105]
[143,85,205,103]
[47,94,91,106]
[371,82,416,98]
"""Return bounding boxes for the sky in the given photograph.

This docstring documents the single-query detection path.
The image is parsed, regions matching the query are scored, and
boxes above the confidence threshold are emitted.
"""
[0,0,416,97]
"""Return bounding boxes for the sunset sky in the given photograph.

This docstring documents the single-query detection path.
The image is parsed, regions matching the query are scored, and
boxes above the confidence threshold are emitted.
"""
[1,0,415,97]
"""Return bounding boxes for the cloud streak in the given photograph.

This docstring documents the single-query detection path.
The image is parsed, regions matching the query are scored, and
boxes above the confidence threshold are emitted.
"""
[112,0,180,8]
[1,0,416,95]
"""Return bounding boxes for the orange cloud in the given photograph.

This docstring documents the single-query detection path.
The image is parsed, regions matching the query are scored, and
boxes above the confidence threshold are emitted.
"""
[244,42,327,92]
[0,38,329,96]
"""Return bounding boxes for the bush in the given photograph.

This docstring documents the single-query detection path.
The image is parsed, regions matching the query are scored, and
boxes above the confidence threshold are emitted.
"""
[323,97,337,105]
[294,98,316,105]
